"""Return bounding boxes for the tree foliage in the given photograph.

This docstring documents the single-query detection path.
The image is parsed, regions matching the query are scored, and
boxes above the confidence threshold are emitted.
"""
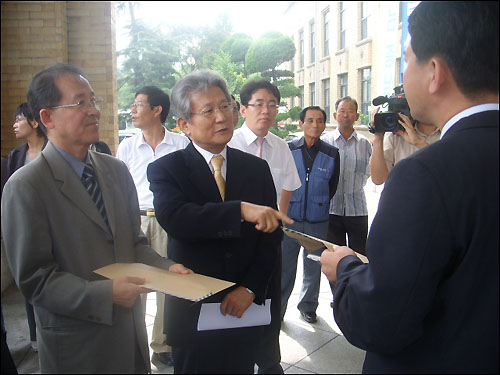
[245,32,296,74]
[222,33,252,65]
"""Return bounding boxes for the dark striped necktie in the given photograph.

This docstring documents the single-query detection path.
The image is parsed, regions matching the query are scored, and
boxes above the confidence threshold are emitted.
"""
[81,163,109,226]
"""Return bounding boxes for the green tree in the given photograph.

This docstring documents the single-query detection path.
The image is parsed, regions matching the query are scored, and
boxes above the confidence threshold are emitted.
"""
[211,50,246,96]
[118,21,181,129]
[221,32,252,73]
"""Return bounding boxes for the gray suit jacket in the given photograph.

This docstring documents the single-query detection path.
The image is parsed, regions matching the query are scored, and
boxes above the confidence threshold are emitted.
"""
[1,142,174,373]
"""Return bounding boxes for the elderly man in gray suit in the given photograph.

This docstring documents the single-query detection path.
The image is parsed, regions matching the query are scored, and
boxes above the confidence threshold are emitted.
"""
[1,63,191,374]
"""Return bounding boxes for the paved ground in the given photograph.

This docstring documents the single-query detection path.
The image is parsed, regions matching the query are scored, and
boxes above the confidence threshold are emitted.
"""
[2,181,382,374]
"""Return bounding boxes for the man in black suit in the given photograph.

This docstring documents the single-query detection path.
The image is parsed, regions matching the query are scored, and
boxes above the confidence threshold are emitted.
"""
[147,70,293,374]
[320,2,498,373]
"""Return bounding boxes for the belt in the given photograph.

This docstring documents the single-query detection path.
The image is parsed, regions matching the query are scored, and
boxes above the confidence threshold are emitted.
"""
[140,209,155,217]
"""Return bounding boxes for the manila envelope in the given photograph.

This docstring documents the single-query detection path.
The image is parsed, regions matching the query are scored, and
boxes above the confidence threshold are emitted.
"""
[94,263,235,302]
[282,227,369,263]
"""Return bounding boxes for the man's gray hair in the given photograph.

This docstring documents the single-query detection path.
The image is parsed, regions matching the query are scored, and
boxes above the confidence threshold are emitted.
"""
[171,70,231,123]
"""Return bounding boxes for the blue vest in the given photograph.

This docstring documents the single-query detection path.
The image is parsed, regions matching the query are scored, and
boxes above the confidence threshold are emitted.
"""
[288,148,336,222]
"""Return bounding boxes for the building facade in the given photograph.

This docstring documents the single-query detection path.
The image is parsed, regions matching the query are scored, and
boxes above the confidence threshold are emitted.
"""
[283,1,404,124]
[1,1,118,157]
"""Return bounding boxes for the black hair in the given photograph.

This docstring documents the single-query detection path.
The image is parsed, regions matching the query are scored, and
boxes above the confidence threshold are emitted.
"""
[335,96,358,112]
[27,63,87,134]
[409,1,499,97]
[239,79,281,106]
[135,86,170,124]
[231,95,240,111]
[15,102,46,139]
[300,106,327,123]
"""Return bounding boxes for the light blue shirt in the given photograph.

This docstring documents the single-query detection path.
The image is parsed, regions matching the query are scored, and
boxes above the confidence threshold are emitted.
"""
[321,129,372,216]
[51,142,90,179]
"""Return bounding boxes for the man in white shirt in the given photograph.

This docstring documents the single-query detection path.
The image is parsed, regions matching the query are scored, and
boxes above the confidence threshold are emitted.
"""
[116,86,189,367]
[229,79,301,374]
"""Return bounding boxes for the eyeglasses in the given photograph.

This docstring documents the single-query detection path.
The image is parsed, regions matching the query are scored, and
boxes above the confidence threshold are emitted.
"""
[130,102,155,111]
[50,97,104,111]
[246,103,279,111]
[191,103,233,118]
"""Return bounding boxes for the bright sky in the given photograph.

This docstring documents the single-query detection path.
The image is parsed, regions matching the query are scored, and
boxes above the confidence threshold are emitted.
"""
[115,1,290,51]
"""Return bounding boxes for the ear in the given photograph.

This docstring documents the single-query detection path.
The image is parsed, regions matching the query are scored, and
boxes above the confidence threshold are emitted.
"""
[153,105,163,119]
[178,117,190,136]
[298,121,304,131]
[428,57,447,95]
[354,112,360,121]
[333,112,338,121]
[39,109,55,130]
[240,105,247,118]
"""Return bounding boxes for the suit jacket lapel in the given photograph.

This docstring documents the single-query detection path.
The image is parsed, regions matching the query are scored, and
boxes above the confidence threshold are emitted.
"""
[225,146,243,202]
[43,143,110,235]
[90,152,115,236]
[185,143,223,202]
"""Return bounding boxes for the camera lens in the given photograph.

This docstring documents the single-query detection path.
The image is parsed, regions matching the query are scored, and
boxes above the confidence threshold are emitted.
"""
[384,115,398,130]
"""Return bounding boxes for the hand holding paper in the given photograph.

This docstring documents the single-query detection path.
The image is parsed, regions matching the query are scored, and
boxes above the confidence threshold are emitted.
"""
[220,286,255,318]
[320,246,357,283]
[112,276,149,308]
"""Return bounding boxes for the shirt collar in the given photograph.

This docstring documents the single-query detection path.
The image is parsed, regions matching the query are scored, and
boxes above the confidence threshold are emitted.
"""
[334,128,358,142]
[241,122,271,147]
[136,127,169,148]
[192,142,228,166]
[441,103,499,139]
[52,142,90,179]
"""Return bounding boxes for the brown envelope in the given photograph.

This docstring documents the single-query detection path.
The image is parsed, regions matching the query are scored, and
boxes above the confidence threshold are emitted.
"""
[282,227,369,263]
[94,263,235,302]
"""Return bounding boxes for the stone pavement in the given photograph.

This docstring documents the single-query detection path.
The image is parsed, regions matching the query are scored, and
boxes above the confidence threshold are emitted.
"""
[2,181,382,374]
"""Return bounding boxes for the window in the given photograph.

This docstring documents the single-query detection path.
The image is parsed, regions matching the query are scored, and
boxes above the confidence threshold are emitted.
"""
[310,20,316,63]
[361,1,371,40]
[323,7,330,57]
[339,74,348,98]
[299,29,304,68]
[299,86,304,107]
[361,68,371,116]
[309,83,316,106]
[339,2,346,50]
[323,79,330,122]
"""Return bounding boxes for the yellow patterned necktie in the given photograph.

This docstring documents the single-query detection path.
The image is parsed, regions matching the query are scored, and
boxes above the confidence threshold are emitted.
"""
[210,155,225,201]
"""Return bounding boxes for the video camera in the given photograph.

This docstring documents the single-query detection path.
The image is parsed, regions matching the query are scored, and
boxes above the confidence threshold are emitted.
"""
[369,85,413,133]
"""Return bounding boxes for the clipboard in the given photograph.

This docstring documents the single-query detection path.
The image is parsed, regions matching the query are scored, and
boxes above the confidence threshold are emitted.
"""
[282,227,369,263]
[94,263,235,302]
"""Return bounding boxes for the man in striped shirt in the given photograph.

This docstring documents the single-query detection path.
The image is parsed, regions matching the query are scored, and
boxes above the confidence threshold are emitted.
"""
[321,96,372,259]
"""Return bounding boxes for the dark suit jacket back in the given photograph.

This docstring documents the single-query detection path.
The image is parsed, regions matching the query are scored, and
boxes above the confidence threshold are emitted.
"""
[332,111,499,373]
[147,143,283,347]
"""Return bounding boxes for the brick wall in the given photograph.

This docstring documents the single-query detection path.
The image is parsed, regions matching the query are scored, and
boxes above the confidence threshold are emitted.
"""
[1,1,118,157]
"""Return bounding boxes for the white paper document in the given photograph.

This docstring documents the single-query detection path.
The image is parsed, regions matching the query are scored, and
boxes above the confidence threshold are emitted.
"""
[197,298,272,331]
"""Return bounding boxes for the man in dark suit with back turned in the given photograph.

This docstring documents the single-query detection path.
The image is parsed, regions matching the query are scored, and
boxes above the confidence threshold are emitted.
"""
[147,70,293,374]
[321,2,499,373]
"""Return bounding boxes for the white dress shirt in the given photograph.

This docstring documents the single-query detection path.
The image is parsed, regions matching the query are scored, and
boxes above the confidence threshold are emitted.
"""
[116,129,189,209]
[228,122,301,206]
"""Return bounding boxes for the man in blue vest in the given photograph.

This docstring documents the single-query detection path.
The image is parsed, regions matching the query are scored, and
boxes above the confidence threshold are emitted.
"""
[281,106,340,323]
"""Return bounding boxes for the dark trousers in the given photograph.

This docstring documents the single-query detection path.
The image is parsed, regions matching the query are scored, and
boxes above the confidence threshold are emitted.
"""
[171,326,259,374]
[24,301,36,342]
[255,251,283,374]
[326,214,368,294]
[326,214,368,255]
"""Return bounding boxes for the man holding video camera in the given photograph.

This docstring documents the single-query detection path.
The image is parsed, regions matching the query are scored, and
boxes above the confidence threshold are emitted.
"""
[369,89,440,185]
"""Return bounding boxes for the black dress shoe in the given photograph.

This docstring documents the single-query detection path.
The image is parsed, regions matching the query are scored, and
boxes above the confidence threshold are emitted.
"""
[152,351,173,366]
[300,311,317,323]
